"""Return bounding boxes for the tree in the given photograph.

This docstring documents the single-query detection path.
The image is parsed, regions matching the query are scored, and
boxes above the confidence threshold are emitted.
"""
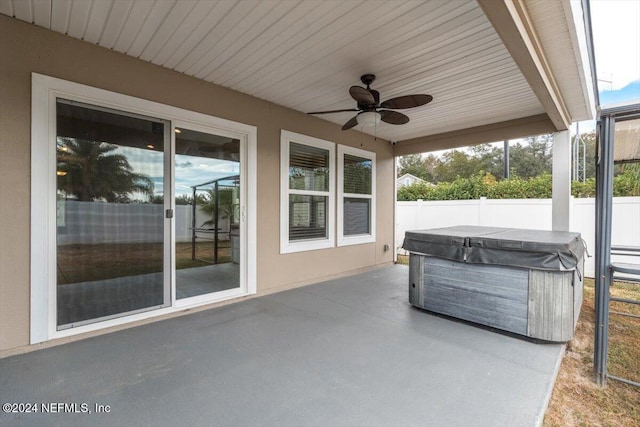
[175,194,194,205]
[399,134,578,184]
[57,138,154,202]
[470,144,504,179]
[423,154,439,180]
[430,144,504,183]
[509,135,552,178]
[199,188,236,228]
[398,154,431,180]
[433,150,478,182]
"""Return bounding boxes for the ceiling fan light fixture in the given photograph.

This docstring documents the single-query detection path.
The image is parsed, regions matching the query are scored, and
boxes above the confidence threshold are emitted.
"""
[357,111,381,127]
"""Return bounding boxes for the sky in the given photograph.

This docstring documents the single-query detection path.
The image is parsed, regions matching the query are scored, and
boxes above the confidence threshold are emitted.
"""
[118,146,240,200]
[571,0,640,133]
[590,0,640,95]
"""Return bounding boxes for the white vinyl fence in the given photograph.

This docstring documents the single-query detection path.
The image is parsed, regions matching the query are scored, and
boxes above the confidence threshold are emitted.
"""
[57,201,230,245]
[396,197,640,278]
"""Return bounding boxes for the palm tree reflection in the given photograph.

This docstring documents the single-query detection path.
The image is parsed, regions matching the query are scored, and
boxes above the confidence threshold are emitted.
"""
[56,137,154,202]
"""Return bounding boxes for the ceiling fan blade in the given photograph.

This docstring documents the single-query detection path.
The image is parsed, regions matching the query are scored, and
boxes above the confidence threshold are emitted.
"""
[380,110,410,125]
[369,89,380,105]
[342,115,359,130]
[308,108,360,115]
[380,94,433,109]
[349,86,375,104]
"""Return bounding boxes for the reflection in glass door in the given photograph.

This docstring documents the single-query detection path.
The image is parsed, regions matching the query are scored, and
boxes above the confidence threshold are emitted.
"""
[174,127,241,299]
[55,99,170,328]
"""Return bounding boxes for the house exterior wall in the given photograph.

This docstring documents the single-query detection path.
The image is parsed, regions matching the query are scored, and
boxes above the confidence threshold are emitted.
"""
[0,16,395,354]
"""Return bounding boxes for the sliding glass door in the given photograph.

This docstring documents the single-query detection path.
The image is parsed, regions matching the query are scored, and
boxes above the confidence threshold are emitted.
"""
[56,100,170,328]
[31,74,256,341]
[54,101,244,328]
[174,126,241,300]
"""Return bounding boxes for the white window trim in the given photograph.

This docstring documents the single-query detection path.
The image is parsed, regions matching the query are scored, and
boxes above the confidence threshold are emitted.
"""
[30,73,257,344]
[337,145,376,246]
[280,130,335,254]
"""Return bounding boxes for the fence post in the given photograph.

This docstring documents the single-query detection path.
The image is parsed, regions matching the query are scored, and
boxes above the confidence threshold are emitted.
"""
[569,195,575,231]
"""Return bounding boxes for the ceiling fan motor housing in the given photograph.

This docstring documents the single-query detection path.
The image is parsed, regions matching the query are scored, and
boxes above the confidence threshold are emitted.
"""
[360,74,376,87]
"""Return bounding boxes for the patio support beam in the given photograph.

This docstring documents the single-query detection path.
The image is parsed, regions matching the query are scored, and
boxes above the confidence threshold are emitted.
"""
[393,114,555,156]
[478,0,571,131]
[552,130,571,231]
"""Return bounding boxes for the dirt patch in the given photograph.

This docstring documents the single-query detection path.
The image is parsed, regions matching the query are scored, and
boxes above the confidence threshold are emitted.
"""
[544,279,640,427]
[396,254,409,265]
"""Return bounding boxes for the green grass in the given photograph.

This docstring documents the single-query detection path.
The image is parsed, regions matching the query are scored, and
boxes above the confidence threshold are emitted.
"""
[57,241,231,284]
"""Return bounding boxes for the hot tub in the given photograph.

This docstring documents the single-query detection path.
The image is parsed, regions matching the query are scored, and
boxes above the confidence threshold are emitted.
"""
[403,225,585,342]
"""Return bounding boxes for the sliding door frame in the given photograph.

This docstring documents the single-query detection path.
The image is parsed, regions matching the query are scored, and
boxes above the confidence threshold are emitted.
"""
[31,73,257,344]
[172,120,250,308]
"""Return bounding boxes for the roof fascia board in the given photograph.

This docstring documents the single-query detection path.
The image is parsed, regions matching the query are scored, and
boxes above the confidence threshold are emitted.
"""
[393,114,556,156]
[478,0,571,130]
[563,0,596,119]
[580,0,600,110]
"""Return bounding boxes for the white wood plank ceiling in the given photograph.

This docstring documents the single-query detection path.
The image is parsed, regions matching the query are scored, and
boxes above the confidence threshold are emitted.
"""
[0,0,549,142]
[526,0,595,122]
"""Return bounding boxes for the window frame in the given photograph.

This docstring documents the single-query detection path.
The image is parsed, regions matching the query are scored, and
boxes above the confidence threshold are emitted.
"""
[337,145,376,246]
[280,130,335,254]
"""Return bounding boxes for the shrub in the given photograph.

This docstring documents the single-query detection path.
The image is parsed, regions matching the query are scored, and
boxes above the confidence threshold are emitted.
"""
[572,178,596,198]
[397,171,637,201]
[613,168,640,197]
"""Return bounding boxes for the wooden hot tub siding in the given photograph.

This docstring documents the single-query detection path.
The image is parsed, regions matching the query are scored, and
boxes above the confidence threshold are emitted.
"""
[409,254,584,342]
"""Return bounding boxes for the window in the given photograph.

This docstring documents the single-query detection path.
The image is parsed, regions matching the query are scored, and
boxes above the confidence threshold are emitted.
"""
[280,131,335,253]
[338,145,375,246]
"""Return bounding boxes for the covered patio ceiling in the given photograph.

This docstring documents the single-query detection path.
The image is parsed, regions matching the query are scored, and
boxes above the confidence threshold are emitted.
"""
[0,0,595,153]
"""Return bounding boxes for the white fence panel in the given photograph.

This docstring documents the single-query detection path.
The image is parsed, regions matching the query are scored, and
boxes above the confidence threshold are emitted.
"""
[480,199,552,230]
[57,202,228,244]
[396,197,640,278]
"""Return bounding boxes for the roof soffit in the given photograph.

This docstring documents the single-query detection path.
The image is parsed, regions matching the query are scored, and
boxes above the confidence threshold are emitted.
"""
[478,0,572,131]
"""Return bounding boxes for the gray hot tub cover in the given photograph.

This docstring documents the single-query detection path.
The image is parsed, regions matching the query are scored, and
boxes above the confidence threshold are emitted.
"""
[402,225,585,271]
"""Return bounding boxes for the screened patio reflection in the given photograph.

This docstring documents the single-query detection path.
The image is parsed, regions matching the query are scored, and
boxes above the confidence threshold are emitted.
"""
[175,128,241,300]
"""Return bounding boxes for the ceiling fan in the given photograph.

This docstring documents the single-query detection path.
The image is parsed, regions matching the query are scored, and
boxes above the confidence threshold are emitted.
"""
[308,74,433,130]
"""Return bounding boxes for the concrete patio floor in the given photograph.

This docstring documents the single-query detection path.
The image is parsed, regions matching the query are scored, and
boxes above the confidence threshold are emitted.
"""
[0,265,564,427]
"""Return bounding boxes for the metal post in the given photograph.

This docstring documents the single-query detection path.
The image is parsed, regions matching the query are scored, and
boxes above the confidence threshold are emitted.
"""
[578,138,586,182]
[573,124,578,181]
[503,140,510,179]
[191,186,196,261]
[214,181,219,264]
[572,122,587,182]
[594,115,614,386]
